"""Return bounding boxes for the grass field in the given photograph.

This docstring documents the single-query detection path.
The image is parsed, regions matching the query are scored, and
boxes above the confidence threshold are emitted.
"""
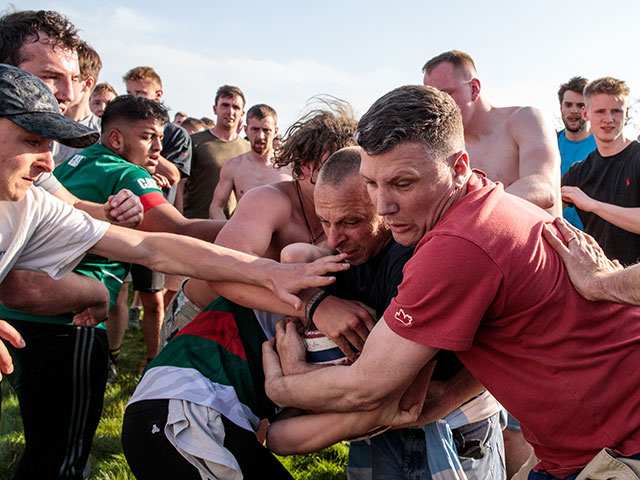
[0,325,347,479]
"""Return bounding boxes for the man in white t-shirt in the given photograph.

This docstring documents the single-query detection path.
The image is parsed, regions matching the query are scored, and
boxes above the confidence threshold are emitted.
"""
[0,64,347,392]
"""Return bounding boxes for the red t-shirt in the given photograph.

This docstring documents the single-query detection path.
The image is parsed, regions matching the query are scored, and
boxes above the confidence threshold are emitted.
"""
[385,174,640,477]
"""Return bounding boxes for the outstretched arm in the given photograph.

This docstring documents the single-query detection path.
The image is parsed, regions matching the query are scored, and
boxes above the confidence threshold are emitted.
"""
[507,107,561,214]
[542,218,638,304]
[54,186,144,228]
[561,186,640,235]
[89,225,349,310]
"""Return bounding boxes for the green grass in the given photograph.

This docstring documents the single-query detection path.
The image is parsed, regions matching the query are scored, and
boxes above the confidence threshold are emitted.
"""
[0,325,347,479]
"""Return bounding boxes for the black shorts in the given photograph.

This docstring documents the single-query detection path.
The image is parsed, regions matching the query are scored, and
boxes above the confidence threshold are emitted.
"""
[131,264,165,292]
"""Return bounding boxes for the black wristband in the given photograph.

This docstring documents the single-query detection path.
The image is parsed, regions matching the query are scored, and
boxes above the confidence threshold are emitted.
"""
[305,290,330,323]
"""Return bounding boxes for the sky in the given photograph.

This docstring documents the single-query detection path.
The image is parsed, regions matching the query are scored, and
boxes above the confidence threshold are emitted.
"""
[7,1,640,135]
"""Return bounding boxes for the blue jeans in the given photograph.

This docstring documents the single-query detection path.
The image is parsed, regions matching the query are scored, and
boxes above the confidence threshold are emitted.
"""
[369,412,506,480]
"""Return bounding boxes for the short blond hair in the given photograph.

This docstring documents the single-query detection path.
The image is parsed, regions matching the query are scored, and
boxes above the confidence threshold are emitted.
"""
[123,66,162,90]
[584,77,629,104]
[422,50,476,75]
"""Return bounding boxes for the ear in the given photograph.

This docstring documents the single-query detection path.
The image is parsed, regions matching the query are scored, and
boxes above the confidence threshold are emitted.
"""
[155,89,164,102]
[625,106,630,121]
[107,128,124,153]
[582,105,589,122]
[213,104,218,115]
[83,76,96,93]
[452,151,470,187]
[470,78,481,101]
[274,126,279,136]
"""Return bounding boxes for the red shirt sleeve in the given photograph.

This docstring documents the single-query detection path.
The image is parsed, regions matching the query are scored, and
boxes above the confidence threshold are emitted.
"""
[384,234,503,351]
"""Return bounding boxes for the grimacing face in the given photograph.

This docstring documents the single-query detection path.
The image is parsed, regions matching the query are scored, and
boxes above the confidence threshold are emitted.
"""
[114,119,164,173]
[0,118,54,201]
[360,142,465,247]
[314,176,390,265]
[246,115,278,155]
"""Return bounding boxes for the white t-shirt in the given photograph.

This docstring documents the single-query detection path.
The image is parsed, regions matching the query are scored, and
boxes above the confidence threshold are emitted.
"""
[0,185,109,283]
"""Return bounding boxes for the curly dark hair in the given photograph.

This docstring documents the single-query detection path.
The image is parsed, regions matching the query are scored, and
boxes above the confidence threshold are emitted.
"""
[0,10,80,66]
[274,97,357,180]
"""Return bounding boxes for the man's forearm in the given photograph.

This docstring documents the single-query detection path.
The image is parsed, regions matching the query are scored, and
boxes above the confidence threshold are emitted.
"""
[593,267,640,305]
[0,270,110,315]
[589,203,640,235]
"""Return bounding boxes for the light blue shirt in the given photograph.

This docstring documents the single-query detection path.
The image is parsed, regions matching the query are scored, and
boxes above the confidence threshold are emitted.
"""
[558,130,597,229]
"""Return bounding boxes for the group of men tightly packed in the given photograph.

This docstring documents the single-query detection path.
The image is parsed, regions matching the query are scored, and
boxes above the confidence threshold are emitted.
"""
[1,7,640,480]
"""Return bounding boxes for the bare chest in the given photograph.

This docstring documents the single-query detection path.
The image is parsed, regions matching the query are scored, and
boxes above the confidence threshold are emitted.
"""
[234,166,293,201]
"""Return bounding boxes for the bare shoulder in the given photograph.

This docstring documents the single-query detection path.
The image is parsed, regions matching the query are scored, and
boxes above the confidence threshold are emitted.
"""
[236,181,295,216]
[223,152,250,172]
[505,105,547,130]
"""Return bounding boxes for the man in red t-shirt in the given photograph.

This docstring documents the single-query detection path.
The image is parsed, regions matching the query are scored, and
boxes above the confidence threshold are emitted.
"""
[264,85,640,479]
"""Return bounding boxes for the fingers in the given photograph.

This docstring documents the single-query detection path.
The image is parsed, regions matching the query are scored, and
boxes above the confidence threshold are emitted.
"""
[0,320,25,348]
[542,223,569,257]
[0,320,24,379]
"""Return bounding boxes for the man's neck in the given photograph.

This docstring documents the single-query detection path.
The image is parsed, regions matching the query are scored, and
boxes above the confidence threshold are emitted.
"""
[596,134,632,157]
[463,95,492,138]
[564,126,591,143]
[65,100,92,123]
[209,126,238,141]
[248,149,273,165]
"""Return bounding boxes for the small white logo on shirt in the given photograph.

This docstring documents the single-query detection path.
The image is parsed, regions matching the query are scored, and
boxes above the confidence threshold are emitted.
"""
[137,177,157,190]
[394,309,413,326]
[68,154,84,167]
[151,424,160,434]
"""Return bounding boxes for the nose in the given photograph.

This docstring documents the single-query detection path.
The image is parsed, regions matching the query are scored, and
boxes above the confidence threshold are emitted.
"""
[326,225,346,250]
[54,78,75,106]
[34,150,55,174]
[152,136,162,152]
[374,189,398,217]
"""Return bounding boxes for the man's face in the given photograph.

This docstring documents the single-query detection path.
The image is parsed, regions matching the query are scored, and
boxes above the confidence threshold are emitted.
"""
[125,80,162,102]
[0,118,54,201]
[113,119,164,173]
[584,93,629,145]
[246,115,278,155]
[360,142,458,247]
[18,37,79,114]
[213,95,244,130]
[561,90,587,133]
[315,176,390,265]
[423,62,475,128]
[89,91,117,118]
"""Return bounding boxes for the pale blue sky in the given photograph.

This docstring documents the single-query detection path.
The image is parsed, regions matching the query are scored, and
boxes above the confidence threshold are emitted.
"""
[8,1,640,134]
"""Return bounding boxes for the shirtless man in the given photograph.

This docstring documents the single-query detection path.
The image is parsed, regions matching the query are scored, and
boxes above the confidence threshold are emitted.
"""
[423,50,560,215]
[422,50,560,474]
[177,101,375,356]
[209,104,292,219]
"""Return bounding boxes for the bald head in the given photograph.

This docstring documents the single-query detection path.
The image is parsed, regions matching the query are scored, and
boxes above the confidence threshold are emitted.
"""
[317,146,362,188]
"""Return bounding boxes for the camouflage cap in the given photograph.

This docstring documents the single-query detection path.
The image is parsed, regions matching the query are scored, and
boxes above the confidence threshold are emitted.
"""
[0,64,99,148]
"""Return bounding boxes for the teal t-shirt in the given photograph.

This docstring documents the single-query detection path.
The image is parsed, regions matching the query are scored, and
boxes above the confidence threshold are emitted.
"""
[0,143,165,327]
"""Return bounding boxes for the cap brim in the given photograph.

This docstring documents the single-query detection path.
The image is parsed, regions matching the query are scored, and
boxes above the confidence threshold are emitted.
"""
[7,111,99,148]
